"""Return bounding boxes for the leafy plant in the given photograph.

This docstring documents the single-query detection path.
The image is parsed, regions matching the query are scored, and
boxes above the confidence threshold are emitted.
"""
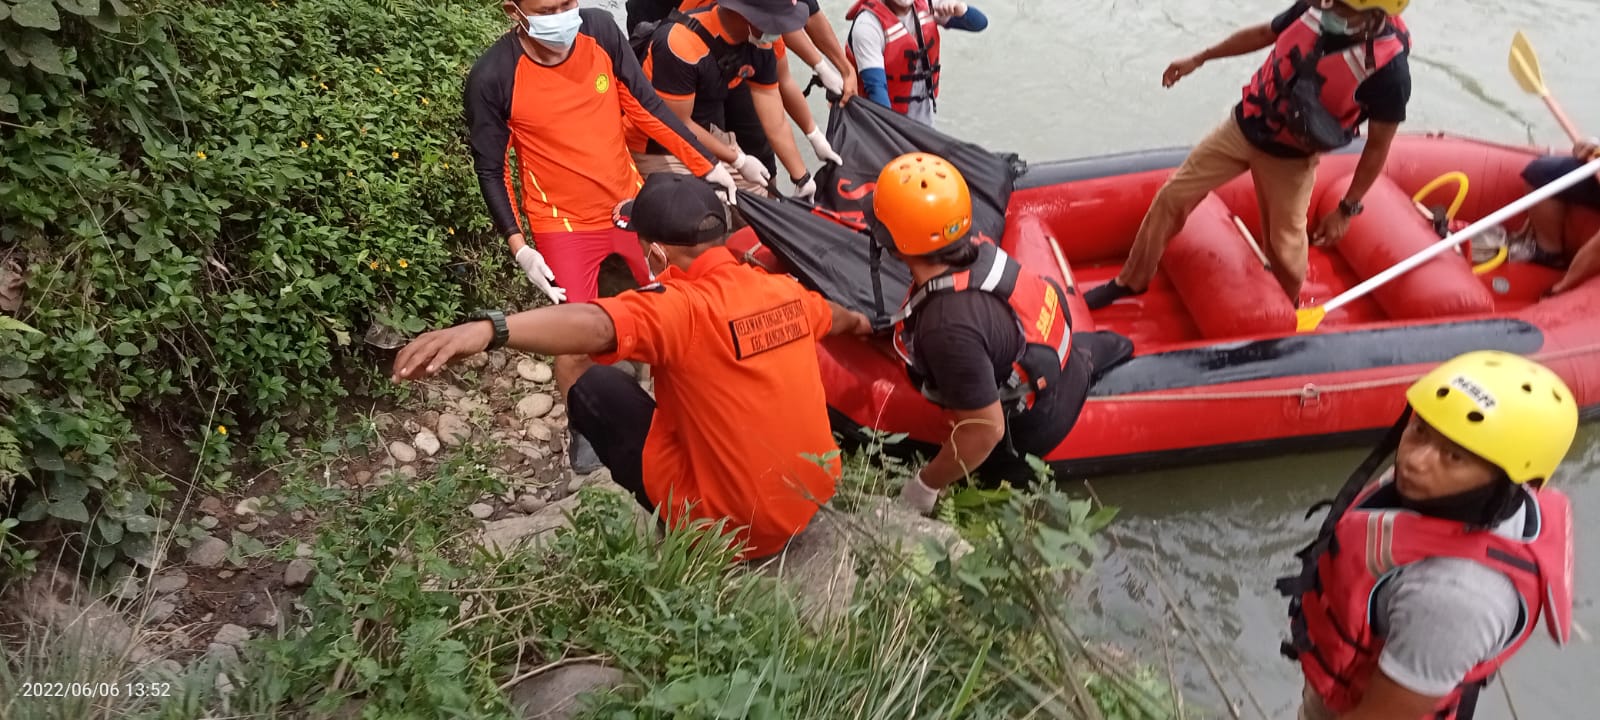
[0,0,529,576]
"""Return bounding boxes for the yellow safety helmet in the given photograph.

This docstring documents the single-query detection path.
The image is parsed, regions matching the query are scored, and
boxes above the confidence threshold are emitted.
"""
[1336,0,1409,16]
[1404,350,1578,485]
[871,153,973,256]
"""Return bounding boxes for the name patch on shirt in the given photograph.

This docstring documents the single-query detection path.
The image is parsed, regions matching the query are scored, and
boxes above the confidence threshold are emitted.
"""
[729,300,808,359]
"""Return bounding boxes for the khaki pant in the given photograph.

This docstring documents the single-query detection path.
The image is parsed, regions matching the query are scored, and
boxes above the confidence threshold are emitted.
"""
[631,125,771,197]
[1297,682,1335,720]
[1117,114,1321,301]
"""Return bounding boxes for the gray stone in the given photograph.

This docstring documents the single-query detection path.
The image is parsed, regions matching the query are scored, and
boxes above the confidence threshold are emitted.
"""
[516,357,543,382]
[152,571,189,596]
[144,600,178,624]
[478,495,581,553]
[353,470,373,486]
[758,498,971,630]
[216,671,236,696]
[234,497,263,516]
[508,663,629,720]
[516,495,547,515]
[467,503,495,520]
[460,353,490,371]
[516,393,555,419]
[198,515,219,530]
[294,542,314,558]
[15,571,152,665]
[442,385,468,400]
[284,559,315,588]
[413,429,441,457]
[236,521,259,533]
[112,575,143,600]
[526,422,553,443]
[487,352,510,372]
[187,536,230,568]
[388,441,418,464]
[455,397,491,417]
[513,441,547,462]
[218,570,235,580]
[206,642,239,666]
[198,496,225,517]
[236,591,259,609]
[213,623,251,648]
[436,413,471,447]
[548,404,566,420]
[244,605,280,629]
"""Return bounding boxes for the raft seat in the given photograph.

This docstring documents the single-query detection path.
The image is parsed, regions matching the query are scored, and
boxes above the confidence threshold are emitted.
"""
[1004,212,1095,333]
[1320,175,1495,321]
[1159,193,1298,339]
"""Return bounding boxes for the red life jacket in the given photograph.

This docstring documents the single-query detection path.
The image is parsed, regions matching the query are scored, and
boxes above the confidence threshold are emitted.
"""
[845,0,940,114]
[1240,7,1409,153]
[892,239,1073,412]
[1282,478,1574,719]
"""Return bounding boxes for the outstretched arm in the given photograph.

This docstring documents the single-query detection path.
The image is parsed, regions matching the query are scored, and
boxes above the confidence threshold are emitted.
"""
[392,305,618,380]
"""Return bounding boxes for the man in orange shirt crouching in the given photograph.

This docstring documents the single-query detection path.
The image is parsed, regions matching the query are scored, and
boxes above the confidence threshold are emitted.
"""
[392,173,871,560]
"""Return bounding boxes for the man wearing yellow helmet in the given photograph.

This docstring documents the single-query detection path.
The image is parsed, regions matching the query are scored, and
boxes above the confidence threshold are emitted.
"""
[1277,350,1578,720]
[1085,0,1412,310]
[870,153,1129,515]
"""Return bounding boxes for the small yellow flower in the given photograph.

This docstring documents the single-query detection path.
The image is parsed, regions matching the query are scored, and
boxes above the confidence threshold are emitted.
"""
[421,97,430,105]
[360,127,368,135]
[369,261,379,270]
[347,171,354,177]
[374,67,383,74]
[442,162,450,169]
[300,140,309,149]
[315,133,324,141]
[216,425,228,435]
[398,259,410,268]
[391,151,399,159]
[195,151,207,160]
[320,82,328,90]
[447,227,455,236]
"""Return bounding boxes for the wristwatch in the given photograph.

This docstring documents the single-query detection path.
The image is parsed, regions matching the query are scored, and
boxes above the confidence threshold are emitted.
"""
[1338,198,1364,218]
[468,309,509,350]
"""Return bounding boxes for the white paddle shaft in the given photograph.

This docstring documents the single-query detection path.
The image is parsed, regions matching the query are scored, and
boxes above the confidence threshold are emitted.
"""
[1321,155,1600,313]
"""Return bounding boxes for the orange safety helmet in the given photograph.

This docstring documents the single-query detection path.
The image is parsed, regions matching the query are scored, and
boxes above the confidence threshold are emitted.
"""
[871,152,973,256]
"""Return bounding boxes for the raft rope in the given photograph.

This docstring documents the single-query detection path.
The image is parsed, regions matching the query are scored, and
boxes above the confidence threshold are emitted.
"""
[1087,340,1600,404]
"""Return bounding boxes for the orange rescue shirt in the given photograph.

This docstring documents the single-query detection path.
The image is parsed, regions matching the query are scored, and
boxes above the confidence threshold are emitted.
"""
[591,247,841,558]
[465,10,716,236]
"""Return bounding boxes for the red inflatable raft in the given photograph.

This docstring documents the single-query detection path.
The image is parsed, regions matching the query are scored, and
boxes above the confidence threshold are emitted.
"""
[732,133,1600,474]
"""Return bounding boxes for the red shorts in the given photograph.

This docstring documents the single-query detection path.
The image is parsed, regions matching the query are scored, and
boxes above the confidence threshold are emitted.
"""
[541,228,652,304]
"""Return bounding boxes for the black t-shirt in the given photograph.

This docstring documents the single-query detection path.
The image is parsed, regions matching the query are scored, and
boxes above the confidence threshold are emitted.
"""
[903,290,1090,457]
[1234,1,1412,158]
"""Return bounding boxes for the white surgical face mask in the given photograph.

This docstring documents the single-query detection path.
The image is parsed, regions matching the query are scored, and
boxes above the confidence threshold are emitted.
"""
[523,6,582,51]
[751,29,782,46]
[645,243,669,280]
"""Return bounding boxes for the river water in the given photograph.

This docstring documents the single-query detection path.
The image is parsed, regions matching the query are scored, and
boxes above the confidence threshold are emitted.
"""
[795,1,1597,717]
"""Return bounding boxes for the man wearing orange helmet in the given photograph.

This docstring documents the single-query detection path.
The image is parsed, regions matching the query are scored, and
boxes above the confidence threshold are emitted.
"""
[870,153,1114,515]
[1277,350,1578,720]
[1084,0,1412,310]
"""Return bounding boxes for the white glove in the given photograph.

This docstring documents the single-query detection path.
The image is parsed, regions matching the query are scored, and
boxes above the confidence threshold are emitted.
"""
[898,471,940,516]
[792,171,818,203]
[805,127,843,166]
[515,245,566,305]
[702,163,739,206]
[932,0,967,19]
[811,60,844,95]
[730,150,772,188]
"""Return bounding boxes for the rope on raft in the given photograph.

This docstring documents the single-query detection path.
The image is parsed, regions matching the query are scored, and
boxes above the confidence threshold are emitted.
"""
[1088,340,1600,404]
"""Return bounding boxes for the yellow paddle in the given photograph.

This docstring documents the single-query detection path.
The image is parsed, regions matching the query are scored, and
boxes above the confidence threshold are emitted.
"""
[1509,30,1584,143]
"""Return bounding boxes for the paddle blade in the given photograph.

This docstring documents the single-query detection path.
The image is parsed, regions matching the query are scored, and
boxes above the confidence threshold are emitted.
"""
[1509,30,1546,95]
[1295,306,1327,333]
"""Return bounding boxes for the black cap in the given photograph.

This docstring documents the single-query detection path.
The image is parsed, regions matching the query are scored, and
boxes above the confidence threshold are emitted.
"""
[613,173,728,246]
[715,0,810,35]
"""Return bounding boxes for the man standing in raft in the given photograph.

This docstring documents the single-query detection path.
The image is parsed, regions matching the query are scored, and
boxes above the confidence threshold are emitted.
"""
[1277,350,1577,720]
[466,0,737,472]
[846,0,988,128]
[391,173,871,561]
[870,153,1118,516]
[1084,0,1413,310]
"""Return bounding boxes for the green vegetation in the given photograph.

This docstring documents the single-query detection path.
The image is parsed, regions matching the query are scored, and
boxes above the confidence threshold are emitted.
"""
[1,0,521,579]
[2,437,1177,719]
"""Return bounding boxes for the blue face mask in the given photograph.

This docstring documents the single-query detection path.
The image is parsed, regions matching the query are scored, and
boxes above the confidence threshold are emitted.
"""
[523,6,582,51]
[1319,11,1353,36]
